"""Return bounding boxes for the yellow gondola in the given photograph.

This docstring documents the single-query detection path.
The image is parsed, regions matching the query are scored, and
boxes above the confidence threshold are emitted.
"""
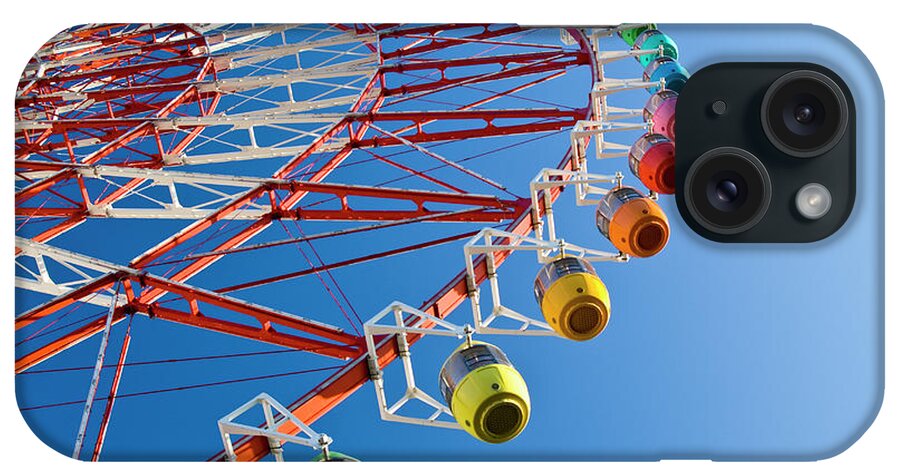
[438,341,530,444]
[534,256,610,341]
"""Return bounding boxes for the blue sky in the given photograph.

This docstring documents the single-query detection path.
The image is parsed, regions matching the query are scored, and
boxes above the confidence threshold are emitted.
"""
[15,24,883,461]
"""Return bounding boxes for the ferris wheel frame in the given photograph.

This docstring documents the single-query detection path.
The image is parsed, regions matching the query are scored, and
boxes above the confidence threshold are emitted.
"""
[13,22,684,461]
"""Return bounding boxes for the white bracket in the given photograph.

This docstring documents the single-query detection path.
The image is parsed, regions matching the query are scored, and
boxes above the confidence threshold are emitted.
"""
[218,392,331,462]
[363,302,467,431]
[579,26,667,132]
[590,77,663,123]
[570,120,650,168]
[585,30,666,123]
[529,167,621,243]
[463,228,623,337]
[589,24,655,40]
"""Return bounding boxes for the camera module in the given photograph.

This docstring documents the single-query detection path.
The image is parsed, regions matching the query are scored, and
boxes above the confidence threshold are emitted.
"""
[675,62,855,242]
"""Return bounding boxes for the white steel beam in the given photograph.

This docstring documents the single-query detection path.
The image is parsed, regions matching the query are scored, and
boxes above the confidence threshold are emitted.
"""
[218,392,332,462]
[15,238,126,310]
[363,301,466,431]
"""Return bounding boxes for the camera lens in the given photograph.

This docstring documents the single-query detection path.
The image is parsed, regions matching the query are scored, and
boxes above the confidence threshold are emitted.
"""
[684,147,771,235]
[761,70,848,158]
[711,177,744,210]
[716,181,738,202]
[705,171,749,213]
[793,104,815,124]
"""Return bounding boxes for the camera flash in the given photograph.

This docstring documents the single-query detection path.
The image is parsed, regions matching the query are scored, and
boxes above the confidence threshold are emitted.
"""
[795,183,832,220]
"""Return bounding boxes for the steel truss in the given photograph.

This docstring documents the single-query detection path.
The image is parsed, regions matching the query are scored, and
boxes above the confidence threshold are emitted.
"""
[15,23,611,461]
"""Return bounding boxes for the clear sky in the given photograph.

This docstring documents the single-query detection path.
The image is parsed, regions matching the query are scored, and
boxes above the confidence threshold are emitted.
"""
[15,24,882,461]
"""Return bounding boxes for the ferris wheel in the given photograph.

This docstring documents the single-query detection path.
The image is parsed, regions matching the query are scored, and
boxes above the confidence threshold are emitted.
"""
[14,23,688,461]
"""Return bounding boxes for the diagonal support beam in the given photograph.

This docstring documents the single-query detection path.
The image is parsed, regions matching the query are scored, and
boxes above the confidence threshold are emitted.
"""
[15,239,364,372]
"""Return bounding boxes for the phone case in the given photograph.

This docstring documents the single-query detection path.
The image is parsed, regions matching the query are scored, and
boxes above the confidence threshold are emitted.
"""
[13,23,884,461]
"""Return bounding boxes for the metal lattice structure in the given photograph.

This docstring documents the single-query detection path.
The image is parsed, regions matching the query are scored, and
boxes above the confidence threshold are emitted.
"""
[15,24,684,460]
[15,23,682,461]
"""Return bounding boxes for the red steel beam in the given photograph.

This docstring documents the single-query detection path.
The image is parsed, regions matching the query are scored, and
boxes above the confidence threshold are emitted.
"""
[15,207,522,223]
[18,49,576,111]
[16,72,210,158]
[16,78,212,118]
[15,269,362,345]
[15,48,580,231]
[15,273,120,330]
[352,108,583,122]
[138,275,360,346]
[16,90,221,243]
[380,51,585,94]
[381,25,523,60]
[16,120,153,184]
[127,304,359,360]
[23,106,581,131]
[17,33,212,155]
[378,24,493,38]
[383,59,584,97]
[34,24,198,63]
[17,82,212,109]
[290,208,521,222]
[19,25,189,94]
[15,268,364,372]
[16,311,129,373]
[63,24,129,40]
[270,180,521,208]
[22,55,209,88]
[21,44,205,93]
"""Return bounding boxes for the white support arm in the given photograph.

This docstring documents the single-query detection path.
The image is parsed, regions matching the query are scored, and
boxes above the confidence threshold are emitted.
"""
[528,164,623,242]
[218,392,332,462]
[363,302,467,431]
[462,228,623,337]
[570,120,650,168]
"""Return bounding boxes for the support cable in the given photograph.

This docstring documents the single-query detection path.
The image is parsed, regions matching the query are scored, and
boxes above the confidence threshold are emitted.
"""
[21,365,345,412]
[90,314,134,461]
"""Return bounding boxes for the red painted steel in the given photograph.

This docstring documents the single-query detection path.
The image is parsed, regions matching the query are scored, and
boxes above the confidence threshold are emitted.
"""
[15,24,596,460]
[16,267,365,372]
